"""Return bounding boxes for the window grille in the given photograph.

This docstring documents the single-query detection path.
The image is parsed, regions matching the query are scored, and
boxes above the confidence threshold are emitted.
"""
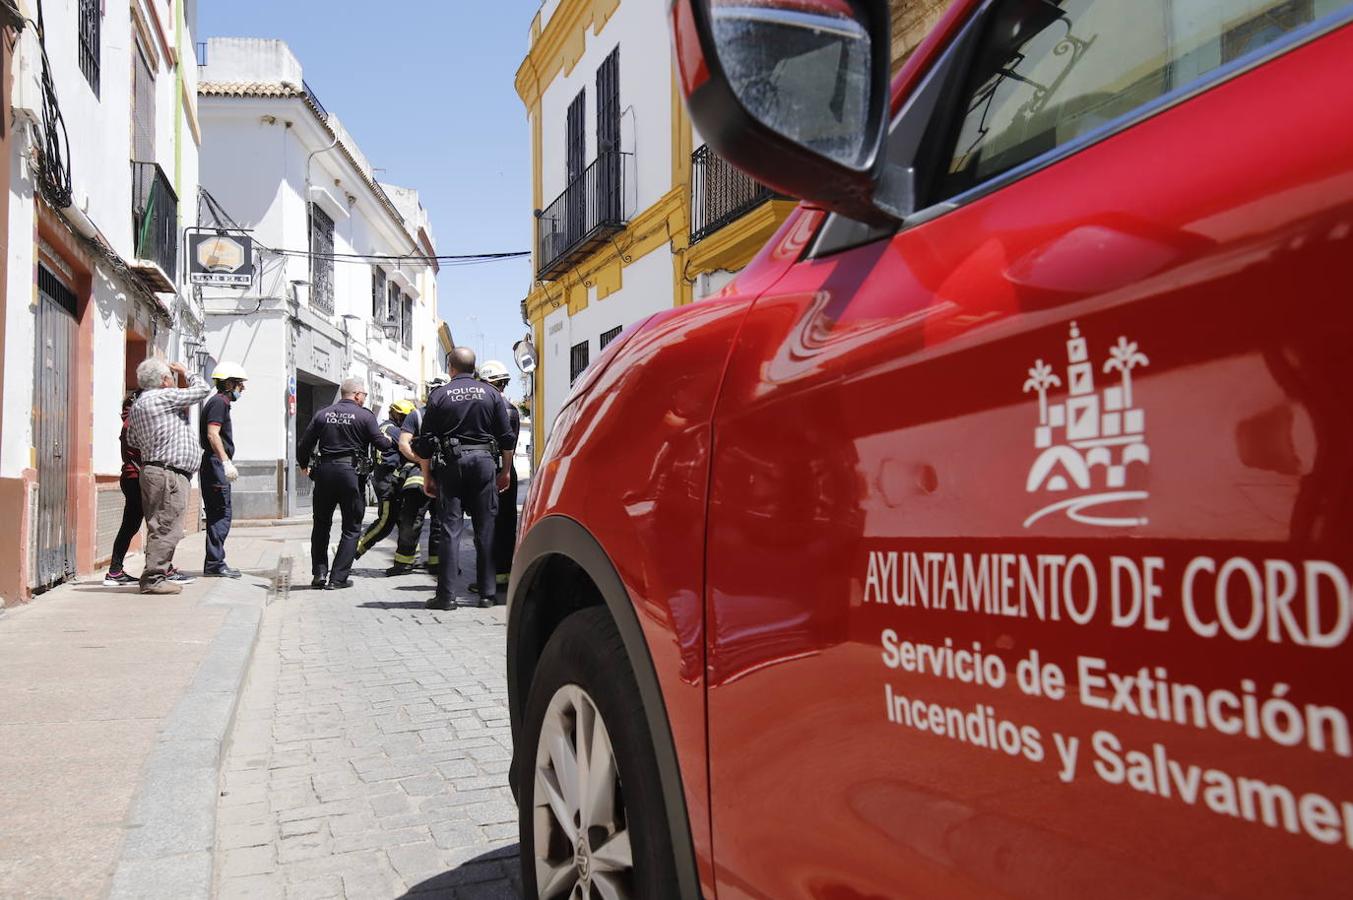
[308,205,334,314]
[372,267,386,319]
[599,326,622,350]
[78,0,100,95]
[569,341,590,385]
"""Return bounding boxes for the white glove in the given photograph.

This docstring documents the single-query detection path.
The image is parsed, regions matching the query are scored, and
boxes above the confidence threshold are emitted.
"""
[223,460,239,482]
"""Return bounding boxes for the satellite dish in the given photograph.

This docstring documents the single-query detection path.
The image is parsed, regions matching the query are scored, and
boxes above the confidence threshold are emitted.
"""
[513,336,538,375]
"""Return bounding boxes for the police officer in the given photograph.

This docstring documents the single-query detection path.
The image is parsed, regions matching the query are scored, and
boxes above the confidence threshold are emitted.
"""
[297,377,393,590]
[414,350,513,609]
[475,360,519,595]
[201,362,248,578]
[354,398,416,560]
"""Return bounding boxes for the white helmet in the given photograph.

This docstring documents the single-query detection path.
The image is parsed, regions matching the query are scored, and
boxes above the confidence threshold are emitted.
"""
[211,361,248,382]
[426,372,450,389]
[479,360,510,383]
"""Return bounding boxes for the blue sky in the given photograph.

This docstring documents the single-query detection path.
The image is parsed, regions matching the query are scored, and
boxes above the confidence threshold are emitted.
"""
[199,0,543,400]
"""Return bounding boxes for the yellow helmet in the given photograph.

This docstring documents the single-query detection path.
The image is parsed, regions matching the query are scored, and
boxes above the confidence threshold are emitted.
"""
[390,399,416,416]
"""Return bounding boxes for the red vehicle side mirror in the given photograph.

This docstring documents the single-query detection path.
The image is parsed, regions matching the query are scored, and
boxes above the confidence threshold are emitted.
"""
[671,0,899,224]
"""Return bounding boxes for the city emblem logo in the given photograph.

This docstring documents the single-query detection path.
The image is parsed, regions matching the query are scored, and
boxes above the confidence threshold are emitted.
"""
[1022,322,1150,528]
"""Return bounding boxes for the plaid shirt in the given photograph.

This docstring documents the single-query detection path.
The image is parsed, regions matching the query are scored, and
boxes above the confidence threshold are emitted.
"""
[127,373,211,473]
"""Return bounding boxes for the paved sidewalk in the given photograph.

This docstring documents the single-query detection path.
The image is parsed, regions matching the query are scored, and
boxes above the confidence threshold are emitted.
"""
[213,532,520,899]
[0,522,294,899]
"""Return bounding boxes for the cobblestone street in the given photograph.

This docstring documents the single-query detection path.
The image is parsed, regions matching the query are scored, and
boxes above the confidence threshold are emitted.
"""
[213,528,520,900]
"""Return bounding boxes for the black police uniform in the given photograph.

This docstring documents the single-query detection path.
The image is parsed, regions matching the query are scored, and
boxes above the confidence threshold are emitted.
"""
[394,407,442,569]
[419,374,514,606]
[199,390,235,574]
[491,399,521,583]
[355,418,406,558]
[297,397,392,587]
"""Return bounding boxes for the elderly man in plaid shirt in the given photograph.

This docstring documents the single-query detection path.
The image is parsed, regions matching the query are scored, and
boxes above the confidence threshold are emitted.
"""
[127,358,211,594]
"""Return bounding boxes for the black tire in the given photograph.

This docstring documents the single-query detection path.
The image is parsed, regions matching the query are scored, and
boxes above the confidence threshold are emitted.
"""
[518,606,682,899]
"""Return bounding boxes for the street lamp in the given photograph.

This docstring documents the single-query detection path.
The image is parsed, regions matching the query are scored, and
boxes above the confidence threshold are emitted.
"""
[184,338,211,374]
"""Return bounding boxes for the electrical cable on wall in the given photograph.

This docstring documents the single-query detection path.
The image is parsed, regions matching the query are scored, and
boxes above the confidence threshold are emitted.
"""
[32,0,71,210]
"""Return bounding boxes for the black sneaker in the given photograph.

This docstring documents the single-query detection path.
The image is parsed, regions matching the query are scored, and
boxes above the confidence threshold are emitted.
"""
[103,571,137,586]
[425,596,453,610]
[166,567,196,584]
[385,564,415,577]
[311,576,327,588]
[204,566,242,579]
[325,580,353,591]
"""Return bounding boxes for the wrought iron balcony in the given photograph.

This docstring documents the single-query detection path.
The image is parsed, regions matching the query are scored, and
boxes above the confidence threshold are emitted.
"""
[690,144,780,246]
[536,151,629,280]
[131,161,178,293]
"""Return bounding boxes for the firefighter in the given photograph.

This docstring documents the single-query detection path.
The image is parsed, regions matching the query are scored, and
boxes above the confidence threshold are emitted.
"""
[388,374,448,575]
[201,362,248,578]
[354,398,416,560]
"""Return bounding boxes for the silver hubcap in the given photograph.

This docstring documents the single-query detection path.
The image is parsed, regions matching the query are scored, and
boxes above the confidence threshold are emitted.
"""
[533,685,633,899]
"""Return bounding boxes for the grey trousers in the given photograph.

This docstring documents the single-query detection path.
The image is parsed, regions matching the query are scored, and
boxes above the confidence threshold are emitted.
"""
[139,465,189,588]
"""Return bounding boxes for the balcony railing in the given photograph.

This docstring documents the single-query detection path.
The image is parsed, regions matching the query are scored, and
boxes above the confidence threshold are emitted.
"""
[690,144,780,246]
[131,161,178,292]
[536,151,629,280]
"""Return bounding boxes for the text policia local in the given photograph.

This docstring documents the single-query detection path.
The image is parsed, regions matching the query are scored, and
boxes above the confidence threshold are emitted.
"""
[864,550,1353,852]
[864,550,1350,646]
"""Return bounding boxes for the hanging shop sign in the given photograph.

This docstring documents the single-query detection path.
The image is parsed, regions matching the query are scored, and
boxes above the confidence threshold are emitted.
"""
[187,230,255,287]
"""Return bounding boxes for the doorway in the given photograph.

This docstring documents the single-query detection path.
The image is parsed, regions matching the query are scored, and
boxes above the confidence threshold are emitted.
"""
[32,265,77,591]
[294,374,338,512]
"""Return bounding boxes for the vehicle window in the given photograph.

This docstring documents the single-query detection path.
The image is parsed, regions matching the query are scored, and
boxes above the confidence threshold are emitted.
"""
[934,0,1350,200]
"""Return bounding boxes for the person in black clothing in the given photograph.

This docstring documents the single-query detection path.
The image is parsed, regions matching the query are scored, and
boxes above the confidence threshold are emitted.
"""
[471,360,519,596]
[413,348,514,610]
[201,362,248,578]
[391,388,446,576]
[354,398,417,560]
[297,377,393,590]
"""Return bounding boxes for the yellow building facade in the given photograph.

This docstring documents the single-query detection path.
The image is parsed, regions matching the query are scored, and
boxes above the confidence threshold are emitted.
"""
[514,0,954,460]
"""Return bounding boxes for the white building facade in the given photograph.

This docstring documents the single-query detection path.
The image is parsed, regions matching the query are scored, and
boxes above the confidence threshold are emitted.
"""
[197,38,441,519]
[1,0,202,604]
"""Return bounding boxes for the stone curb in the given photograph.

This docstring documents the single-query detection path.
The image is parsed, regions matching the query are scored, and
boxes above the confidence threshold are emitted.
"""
[105,572,274,900]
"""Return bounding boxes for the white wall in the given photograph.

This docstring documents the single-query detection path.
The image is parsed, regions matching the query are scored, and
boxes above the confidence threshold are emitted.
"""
[205,312,289,461]
[538,1,672,217]
[540,247,674,432]
[541,305,571,435]
[2,140,38,480]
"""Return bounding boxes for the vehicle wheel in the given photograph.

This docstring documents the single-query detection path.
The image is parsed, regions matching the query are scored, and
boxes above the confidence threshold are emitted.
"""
[519,606,681,899]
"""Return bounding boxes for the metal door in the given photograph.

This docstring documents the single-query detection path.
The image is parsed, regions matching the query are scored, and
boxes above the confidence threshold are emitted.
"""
[32,266,77,590]
[294,381,317,511]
